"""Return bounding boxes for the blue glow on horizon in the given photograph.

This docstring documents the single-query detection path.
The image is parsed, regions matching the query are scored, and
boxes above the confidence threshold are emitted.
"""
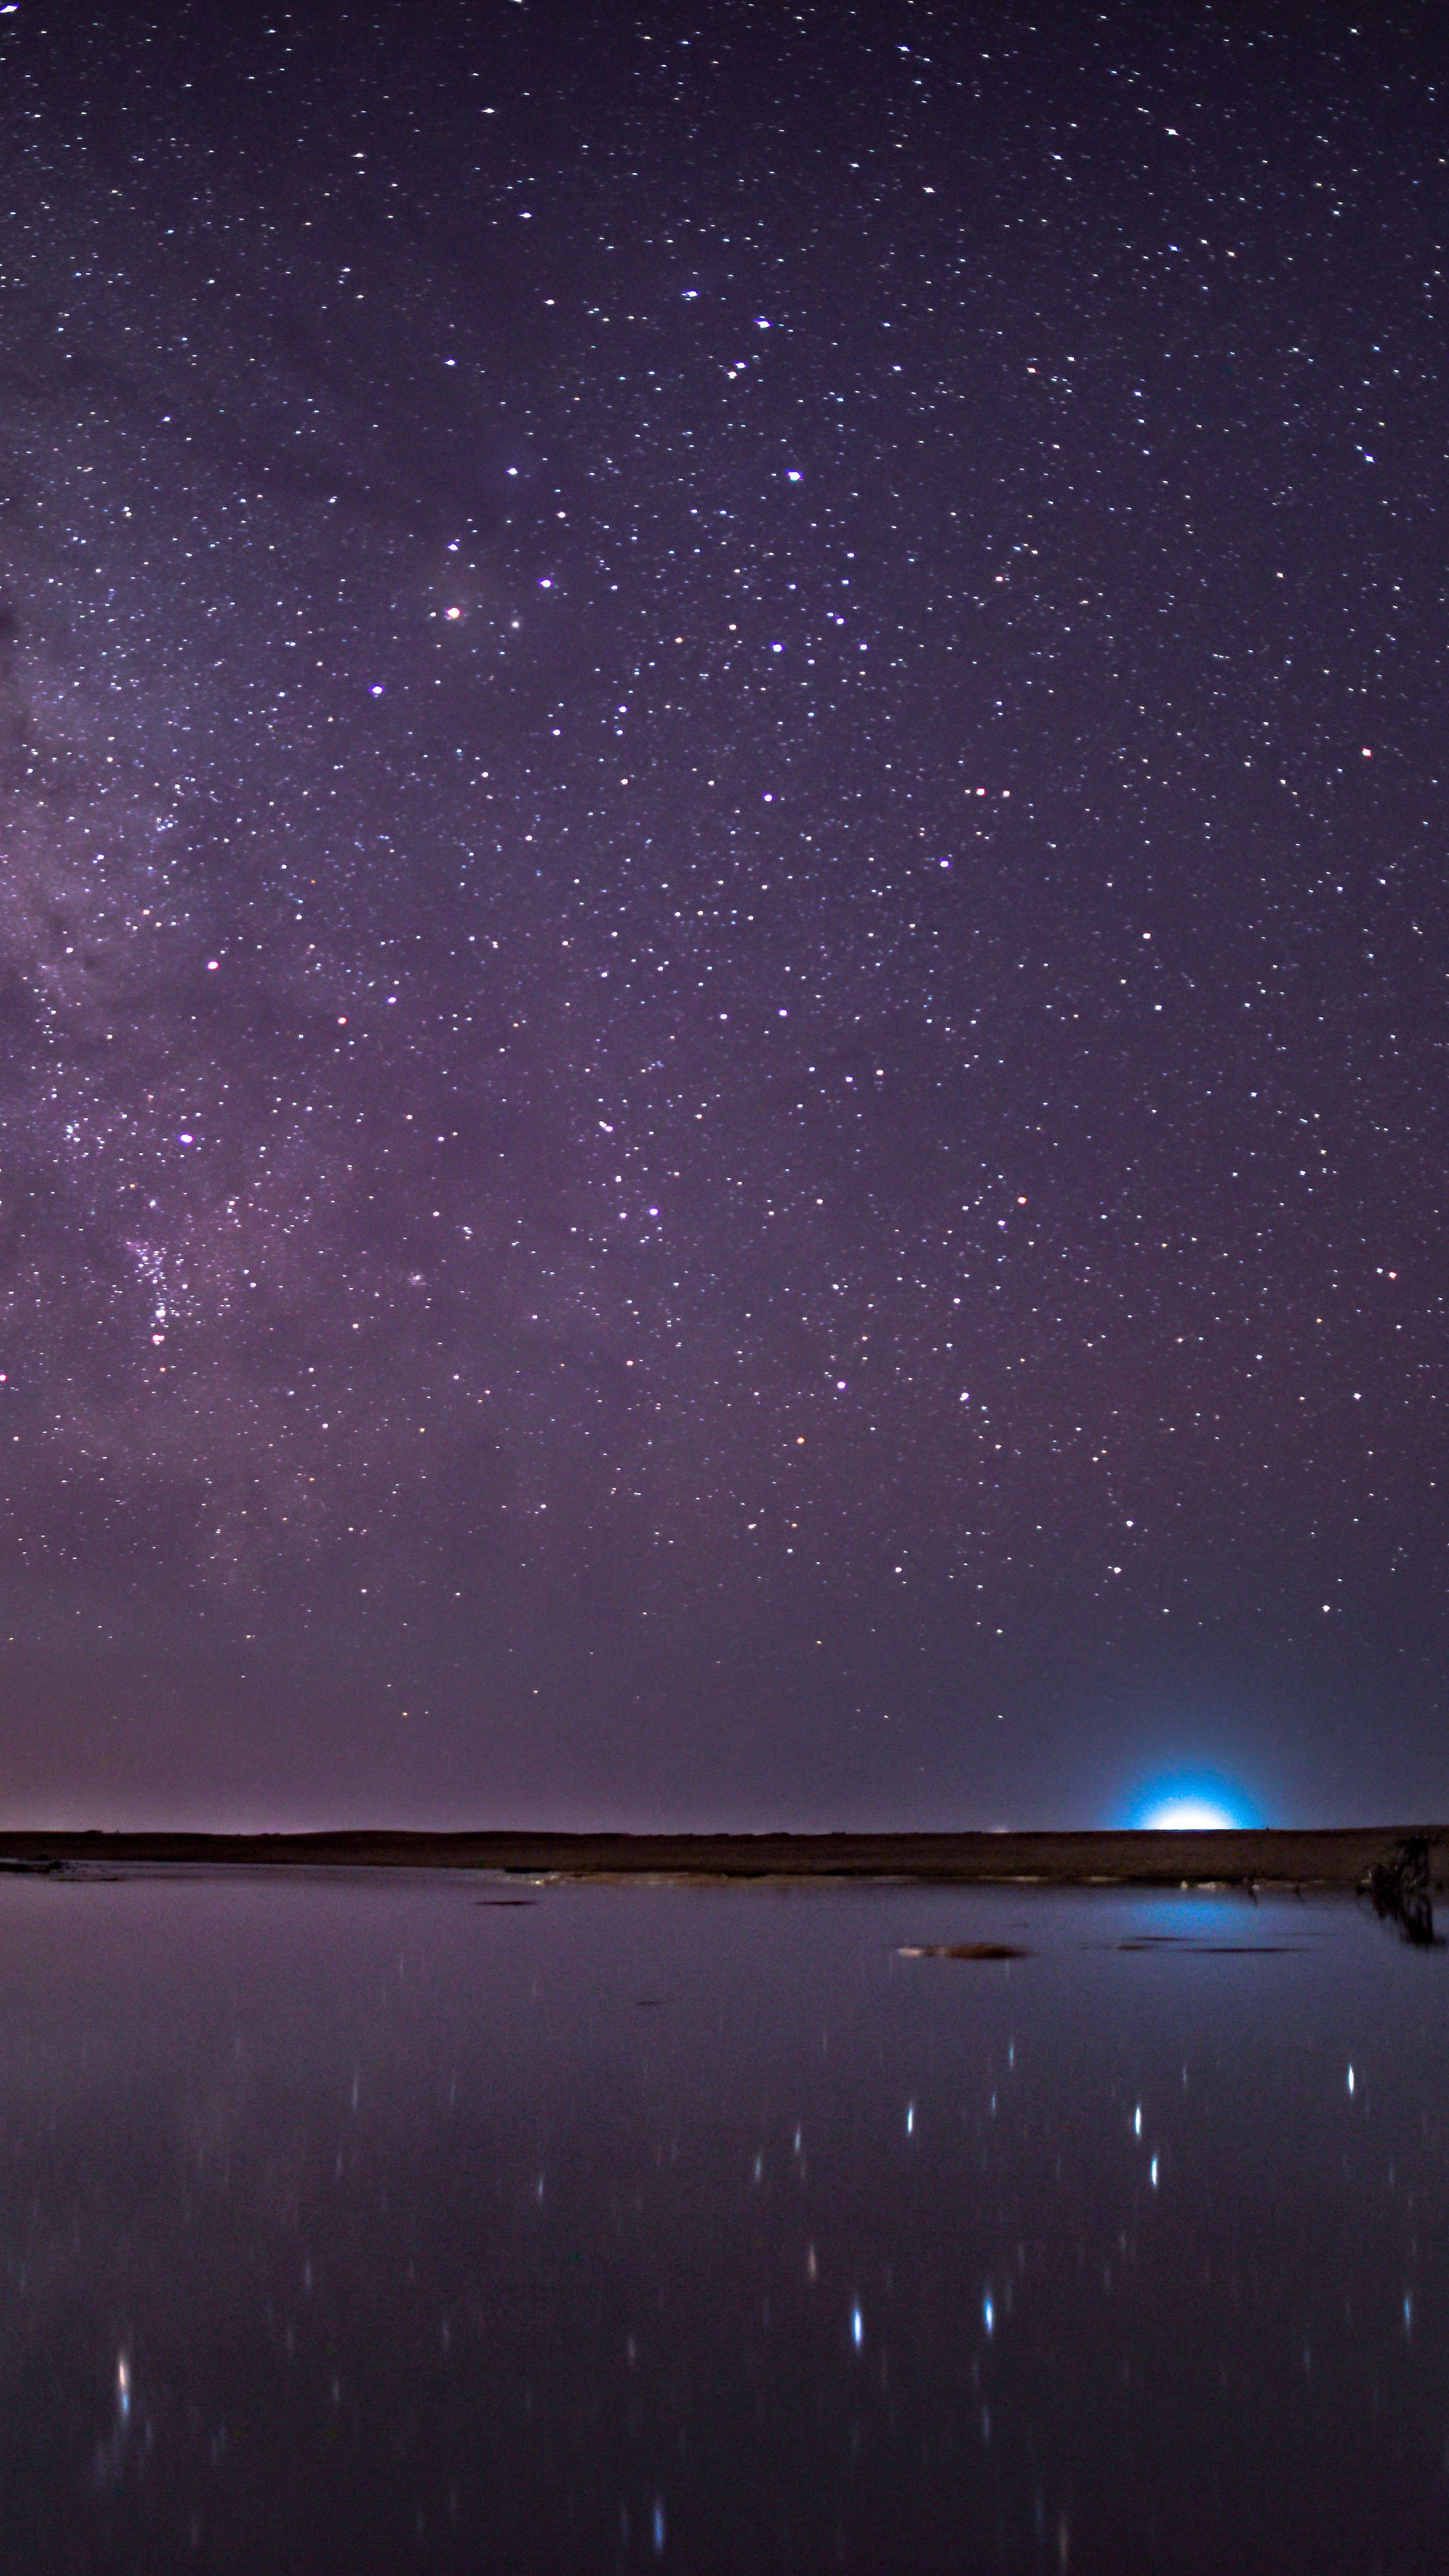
[1128,1778,1258,1831]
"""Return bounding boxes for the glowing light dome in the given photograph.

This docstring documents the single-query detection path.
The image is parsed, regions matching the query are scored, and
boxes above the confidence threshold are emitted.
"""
[1129,1782,1252,1844]
[1138,1796,1241,1831]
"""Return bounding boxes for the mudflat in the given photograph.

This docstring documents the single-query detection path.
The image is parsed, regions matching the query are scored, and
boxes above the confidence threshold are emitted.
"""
[0,1825,1440,1887]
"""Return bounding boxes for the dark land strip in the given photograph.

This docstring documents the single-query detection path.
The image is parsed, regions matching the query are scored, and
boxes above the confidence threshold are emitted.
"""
[0,1827,1442,1890]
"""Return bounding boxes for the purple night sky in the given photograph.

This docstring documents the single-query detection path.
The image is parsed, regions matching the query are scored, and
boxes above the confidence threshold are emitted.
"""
[1,0,1445,1828]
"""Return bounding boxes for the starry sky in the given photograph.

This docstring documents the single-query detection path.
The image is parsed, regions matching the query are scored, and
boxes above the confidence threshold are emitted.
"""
[1,0,1446,1829]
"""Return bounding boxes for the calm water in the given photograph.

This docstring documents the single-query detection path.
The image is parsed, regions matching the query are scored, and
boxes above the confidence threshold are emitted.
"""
[0,1869,1444,2573]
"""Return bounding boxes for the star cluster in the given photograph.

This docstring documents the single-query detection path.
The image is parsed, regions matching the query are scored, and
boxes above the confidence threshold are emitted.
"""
[0,1,1444,1823]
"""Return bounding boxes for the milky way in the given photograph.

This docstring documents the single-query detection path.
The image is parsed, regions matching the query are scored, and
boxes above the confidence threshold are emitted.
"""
[0,2,1445,1826]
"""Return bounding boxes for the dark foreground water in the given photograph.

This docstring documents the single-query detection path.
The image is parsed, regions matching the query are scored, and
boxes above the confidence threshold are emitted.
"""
[1,1872,1444,2573]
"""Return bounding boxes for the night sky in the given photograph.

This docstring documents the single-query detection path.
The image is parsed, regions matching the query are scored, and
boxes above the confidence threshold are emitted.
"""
[2,0,1446,1829]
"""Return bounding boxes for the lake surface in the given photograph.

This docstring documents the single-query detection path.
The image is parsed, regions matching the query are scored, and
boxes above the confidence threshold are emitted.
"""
[0,1870,1443,2573]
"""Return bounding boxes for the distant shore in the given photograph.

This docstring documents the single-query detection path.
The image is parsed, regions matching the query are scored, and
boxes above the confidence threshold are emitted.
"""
[0,1826,1441,1889]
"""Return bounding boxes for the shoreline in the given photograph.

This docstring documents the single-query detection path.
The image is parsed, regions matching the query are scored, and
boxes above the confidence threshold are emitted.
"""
[0,1825,1440,1888]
